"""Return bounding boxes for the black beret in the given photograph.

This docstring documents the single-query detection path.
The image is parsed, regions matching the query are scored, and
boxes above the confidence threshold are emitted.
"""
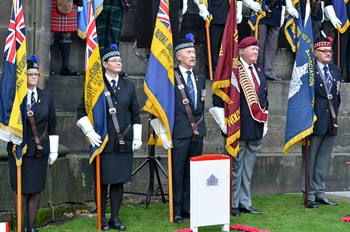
[174,33,195,53]
[27,54,39,69]
[101,44,121,61]
[314,37,332,49]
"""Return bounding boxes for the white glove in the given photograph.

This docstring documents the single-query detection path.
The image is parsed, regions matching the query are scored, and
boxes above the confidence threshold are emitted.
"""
[193,0,210,20]
[209,107,227,134]
[10,133,22,145]
[280,6,286,28]
[48,135,59,165]
[285,0,299,18]
[237,1,243,24]
[77,6,83,12]
[324,5,342,28]
[132,124,142,151]
[76,116,102,147]
[243,0,261,13]
[150,118,172,150]
[263,123,268,137]
[182,0,188,15]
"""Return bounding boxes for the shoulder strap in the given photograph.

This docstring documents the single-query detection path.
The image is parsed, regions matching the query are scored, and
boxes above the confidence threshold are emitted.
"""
[26,105,47,157]
[174,70,203,141]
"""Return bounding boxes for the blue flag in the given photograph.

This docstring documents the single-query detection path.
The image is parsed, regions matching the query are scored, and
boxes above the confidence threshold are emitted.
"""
[78,0,103,39]
[284,2,303,53]
[0,0,27,166]
[284,3,316,153]
[332,0,350,33]
[143,0,174,141]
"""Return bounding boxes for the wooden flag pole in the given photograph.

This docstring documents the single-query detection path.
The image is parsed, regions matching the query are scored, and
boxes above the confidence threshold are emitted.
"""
[205,20,213,80]
[96,155,101,230]
[337,31,340,67]
[167,149,173,222]
[17,166,22,232]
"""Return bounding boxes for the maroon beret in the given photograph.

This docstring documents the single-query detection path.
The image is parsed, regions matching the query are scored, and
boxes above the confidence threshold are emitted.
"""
[238,36,259,49]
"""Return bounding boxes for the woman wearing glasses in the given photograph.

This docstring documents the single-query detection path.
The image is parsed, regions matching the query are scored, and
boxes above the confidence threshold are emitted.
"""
[7,55,59,232]
[77,44,142,231]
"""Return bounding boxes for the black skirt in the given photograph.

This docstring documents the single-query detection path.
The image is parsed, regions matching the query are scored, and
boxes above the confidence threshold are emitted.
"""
[8,153,48,194]
[94,151,133,184]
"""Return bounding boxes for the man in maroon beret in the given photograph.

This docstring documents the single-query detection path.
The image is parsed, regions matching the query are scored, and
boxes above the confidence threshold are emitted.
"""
[211,36,269,216]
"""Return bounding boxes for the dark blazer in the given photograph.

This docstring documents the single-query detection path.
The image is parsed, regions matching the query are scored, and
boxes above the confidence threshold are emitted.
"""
[120,0,128,10]
[7,88,57,157]
[210,0,230,24]
[77,75,141,153]
[213,61,268,140]
[259,0,284,27]
[300,0,332,20]
[173,67,206,139]
[313,63,341,136]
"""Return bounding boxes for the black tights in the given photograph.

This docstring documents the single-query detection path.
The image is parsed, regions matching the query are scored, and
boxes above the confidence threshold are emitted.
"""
[100,183,124,220]
[15,192,41,230]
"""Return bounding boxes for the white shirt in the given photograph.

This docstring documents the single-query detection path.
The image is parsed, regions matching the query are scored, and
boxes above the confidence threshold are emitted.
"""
[27,88,38,106]
[240,58,260,87]
[105,73,119,89]
[178,65,197,107]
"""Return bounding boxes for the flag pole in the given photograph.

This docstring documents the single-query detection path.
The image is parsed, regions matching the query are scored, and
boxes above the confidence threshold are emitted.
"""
[17,166,22,232]
[96,155,101,230]
[205,20,213,80]
[337,31,340,67]
[304,137,309,208]
[167,149,173,222]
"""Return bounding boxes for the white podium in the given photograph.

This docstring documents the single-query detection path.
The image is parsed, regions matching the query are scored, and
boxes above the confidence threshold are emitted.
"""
[190,154,230,232]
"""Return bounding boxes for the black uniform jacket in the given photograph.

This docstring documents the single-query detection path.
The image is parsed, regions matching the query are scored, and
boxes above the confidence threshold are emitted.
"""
[313,63,341,136]
[7,88,57,157]
[213,62,268,140]
[173,67,206,139]
[77,75,141,153]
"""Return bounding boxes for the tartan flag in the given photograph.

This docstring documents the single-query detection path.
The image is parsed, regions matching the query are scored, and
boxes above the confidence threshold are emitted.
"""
[212,0,240,156]
[284,0,303,52]
[78,0,103,39]
[143,0,174,141]
[332,0,350,33]
[84,0,108,163]
[284,1,316,153]
[0,0,27,166]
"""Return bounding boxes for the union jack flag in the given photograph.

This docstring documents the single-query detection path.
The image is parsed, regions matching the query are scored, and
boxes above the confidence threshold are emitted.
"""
[157,0,171,31]
[0,0,27,165]
[4,0,25,64]
[85,1,98,69]
[83,0,108,164]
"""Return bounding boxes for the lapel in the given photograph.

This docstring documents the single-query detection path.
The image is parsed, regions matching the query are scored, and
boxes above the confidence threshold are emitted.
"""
[315,65,331,96]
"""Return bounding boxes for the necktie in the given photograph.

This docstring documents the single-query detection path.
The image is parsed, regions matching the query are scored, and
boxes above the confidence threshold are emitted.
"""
[324,66,332,90]
[186,71,196,108]
[249,66,259,93]
[31,92,36,110]
[111,79,117,92]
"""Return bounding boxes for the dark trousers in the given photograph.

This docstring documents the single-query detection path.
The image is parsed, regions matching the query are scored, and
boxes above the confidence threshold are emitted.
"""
[171,137,203,217]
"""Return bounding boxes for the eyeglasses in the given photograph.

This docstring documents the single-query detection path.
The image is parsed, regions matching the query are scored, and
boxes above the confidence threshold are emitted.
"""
[316,49,334,54]
[27,73,40,77]
[107,59,122,63]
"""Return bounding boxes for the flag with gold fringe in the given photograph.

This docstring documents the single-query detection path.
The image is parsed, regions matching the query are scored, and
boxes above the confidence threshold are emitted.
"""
[212,0,240,156]
[0,0,27,166]
[284,0,303,52]
[332,0,350,34]
[78,0,103,39]
[284,1,316,153]
[248,0,267,31]
[143,0,174,144]
[84,0,108,163]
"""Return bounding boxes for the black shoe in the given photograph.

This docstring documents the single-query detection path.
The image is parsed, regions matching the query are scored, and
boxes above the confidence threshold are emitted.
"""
[316,198,338,206]
[307,200,318,208]
[109,218,126,231]
[27,229,39,232]
[182,211,190,219]
[239,206,262,214]
[232,207,240,216]
[60,66,80,76]
[101,218,110,231]
[174,215,183,224]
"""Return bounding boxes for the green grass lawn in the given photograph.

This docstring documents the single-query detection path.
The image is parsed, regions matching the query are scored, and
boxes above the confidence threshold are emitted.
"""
[37,194,350,232]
